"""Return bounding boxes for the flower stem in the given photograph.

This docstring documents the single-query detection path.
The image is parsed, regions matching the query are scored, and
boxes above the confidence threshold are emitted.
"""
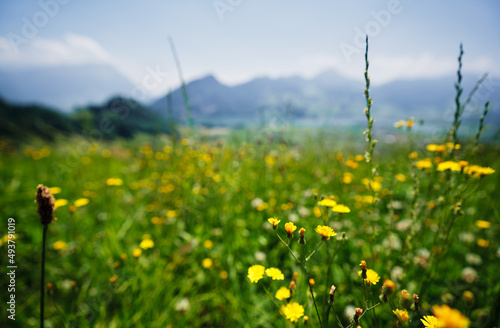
[41,224,48,328]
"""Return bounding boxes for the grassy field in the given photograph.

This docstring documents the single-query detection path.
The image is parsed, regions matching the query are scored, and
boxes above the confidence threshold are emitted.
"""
[1,118,499,327]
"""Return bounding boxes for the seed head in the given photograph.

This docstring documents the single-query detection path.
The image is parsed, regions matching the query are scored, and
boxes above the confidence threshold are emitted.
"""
[36,184,55,225]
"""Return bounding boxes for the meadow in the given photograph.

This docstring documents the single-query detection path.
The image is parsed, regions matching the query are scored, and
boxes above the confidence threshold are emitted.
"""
[1,46,500,328]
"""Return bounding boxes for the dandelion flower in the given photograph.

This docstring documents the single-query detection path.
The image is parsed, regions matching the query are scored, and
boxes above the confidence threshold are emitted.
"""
[332,204,350,213]
[475,220,491,229]
[284,222,297,238]
[202,258,213,269]
[432,304,470,328]
[315,225,337,240]
[416,159,432,170]
[393,309,409,322]
[54,199,68,208]
[275,287,291,300]
[358,269,380,285]
[437,161,461,172]
[421,315,440,328]
[266,267,284,280]
[394,120,405,128]
[53,241,68,250]
[49,187,62,194]
[268,217,281,230]
[139,239,154,249]
[248,265,265,283]
[281,302,304,322]
[106,178,123,186]
[317,198,337,207]
[203,240,213,249]
[74,198,89,207]
[133,248,142,257]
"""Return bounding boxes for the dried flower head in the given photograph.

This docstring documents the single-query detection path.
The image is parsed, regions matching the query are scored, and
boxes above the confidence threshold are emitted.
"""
[36,184,55,225]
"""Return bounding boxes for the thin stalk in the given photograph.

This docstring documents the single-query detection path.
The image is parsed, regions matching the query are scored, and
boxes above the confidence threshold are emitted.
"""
[276,233,301,264]
[473,101,489,156]
[41,224,48,328]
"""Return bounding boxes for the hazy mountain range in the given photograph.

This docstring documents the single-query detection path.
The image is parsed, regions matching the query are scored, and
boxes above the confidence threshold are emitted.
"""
[1,64,498,129]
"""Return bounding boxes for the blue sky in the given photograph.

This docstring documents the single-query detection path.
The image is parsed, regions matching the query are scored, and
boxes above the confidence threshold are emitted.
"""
[1,0,499,100]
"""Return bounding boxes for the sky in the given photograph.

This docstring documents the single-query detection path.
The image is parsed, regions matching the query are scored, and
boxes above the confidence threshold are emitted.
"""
[0,0,499,101]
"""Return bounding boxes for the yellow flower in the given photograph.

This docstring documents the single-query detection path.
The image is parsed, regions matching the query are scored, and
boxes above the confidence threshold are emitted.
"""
[54,199,68,208]
[332,204,350,213]
[437,161,461,172]
[421,315,440,328]
[284,222,297,237]
[313,207,322,217]
[74,198,89,207]
[133,248,142,257]
[416,159,432,170]
[317,198,337,207]
[53,240,68,250]
[202,258,213,269]
[315,225,337,240]
[475,220,491,229]
[426,144,446,152]
[139,238,154,249]
[464,165,495,177]
[477,239,489,248]
[432,304,470,328]
[409,151,418,159]
[203,240,213,249]
[395,173,406,182]
[358,269,380,285]
[394,120,405,128]
[268,217,281,229]
[266,268,284,280]
[275,286,291,300]
[106,178,123,186]
[393,309,409,322]
[49,187,61,194]
[281,302,304,322]
[248,265,265,283]
[406,118,414,128]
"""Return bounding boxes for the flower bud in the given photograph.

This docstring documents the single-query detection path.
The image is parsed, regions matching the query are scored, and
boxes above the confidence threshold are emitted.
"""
[400,289,412,310]
[299,228,306,245]
[329,285,336,304]
[463,290,474,308]
[359,260,367,280]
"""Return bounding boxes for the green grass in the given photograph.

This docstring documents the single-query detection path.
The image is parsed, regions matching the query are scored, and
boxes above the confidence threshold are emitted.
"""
[0,125,499,327]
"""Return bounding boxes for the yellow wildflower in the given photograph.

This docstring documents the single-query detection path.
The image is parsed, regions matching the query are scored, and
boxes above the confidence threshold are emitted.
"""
[133,248,142,257]
[416,159,432,170]
[332,204,350,213]
[139,239,154,249]
[53,241,68,250]
[395,173,406,182]
[432,304,470,328]
[281,302,304,322]
[284,222,297,238]
[477,239,489,247]
[394,120,405,128]
[266,267,284,280]
[74,198,89,207]
[49,187,62,194]
[275,287,291,300]
[268,217,281,229]
[203,240,214,249]
[421,315,440,328]
[202,258,213,269]
[106,178,123,186]
[315,225,337,240]
[393,309,409,322]
[248,265,265,283]
[358,269,380,285]
[409,151,418,159]
[317,198,337,207]
[437,161,461,172]
[475,220,491,229]
[54,199,68,208]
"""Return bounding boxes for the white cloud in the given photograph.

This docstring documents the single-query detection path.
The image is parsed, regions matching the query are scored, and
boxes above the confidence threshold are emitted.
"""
[299,53,499,85]
[0,33,112,67]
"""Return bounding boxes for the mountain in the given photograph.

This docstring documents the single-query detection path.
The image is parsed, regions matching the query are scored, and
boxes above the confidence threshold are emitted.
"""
[151,71,500,128]
[0,96,171,141]
[0,64,134,112]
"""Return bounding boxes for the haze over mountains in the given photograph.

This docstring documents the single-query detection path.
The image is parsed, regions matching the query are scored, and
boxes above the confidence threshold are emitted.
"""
[1,63,498,129]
